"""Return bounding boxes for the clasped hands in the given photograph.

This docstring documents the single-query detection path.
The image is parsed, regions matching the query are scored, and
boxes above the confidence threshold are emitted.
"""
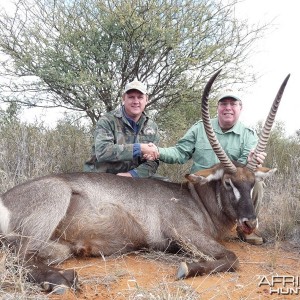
[141,143,159,160]
[117,143,159,176]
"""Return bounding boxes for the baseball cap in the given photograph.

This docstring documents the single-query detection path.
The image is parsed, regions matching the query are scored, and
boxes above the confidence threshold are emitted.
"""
[124,79,147,94]
[217,89,242,102]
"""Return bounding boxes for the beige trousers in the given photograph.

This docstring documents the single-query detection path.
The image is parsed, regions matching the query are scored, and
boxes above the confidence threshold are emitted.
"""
[252,181,266,217]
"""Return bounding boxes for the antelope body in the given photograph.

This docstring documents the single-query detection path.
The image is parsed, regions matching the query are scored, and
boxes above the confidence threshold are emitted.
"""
[0,71,289,293]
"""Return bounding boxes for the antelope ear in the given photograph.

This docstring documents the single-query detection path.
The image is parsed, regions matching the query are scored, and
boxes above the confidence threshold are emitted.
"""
[185,174,208,185]
[185,166,224,185]
[255,167,277,181]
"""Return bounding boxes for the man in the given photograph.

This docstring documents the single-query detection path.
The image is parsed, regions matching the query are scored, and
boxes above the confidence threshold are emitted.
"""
[84,79,159,178]
[143,89,266,244]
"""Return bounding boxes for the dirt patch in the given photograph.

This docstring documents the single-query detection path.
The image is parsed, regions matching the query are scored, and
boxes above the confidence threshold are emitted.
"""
[48,239,300,300]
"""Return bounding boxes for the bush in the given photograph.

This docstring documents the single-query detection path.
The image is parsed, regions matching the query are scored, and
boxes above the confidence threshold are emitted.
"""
[0,119,92,192]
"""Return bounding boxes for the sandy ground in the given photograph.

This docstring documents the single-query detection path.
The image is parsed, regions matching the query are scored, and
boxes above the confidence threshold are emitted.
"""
[47,239,300,300]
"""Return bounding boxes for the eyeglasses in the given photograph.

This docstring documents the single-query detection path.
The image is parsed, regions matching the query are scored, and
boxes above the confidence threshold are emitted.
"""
[218,101,240,107]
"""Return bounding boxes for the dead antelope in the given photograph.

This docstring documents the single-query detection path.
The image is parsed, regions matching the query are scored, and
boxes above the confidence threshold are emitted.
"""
[0,71,289,294]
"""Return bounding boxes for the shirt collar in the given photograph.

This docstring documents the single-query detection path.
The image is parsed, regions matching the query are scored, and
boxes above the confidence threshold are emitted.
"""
[212,118,242,135]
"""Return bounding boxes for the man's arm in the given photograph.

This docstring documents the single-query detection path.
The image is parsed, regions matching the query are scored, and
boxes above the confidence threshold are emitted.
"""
[142,124,198,164]
[118,120,160,178]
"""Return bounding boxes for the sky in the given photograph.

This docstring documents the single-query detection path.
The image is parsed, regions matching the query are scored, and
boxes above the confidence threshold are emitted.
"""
[0,0,299,136]
[234,0,299,136]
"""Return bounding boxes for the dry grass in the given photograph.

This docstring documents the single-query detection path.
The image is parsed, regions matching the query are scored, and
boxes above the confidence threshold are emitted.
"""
[0,246,47,299]
[0,119,92,193]
[259,170,300,245]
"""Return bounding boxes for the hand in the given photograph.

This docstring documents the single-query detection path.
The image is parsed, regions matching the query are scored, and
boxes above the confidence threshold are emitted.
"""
[117,172,133,177]
[141,143,159,160]
[247,150,267,166]
[255,152,266,165]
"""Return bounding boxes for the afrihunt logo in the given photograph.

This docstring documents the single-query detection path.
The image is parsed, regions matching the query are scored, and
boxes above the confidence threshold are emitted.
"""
[258,275,300,295]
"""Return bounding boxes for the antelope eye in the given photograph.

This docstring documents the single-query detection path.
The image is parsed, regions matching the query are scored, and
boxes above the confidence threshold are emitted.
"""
[224,180,232,188]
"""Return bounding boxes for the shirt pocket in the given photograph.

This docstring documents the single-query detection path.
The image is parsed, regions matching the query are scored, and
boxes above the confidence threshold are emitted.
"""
[137,133,157,143]
[226,147,242,162]
[194,141,219,169]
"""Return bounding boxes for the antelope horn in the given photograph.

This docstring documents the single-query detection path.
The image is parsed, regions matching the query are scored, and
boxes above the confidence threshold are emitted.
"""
[201,69,237,174]
[246,74,290,171]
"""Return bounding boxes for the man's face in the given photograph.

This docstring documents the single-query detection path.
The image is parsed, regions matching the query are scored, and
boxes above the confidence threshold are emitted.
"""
[122,89,148,121]
[217,98,242,130]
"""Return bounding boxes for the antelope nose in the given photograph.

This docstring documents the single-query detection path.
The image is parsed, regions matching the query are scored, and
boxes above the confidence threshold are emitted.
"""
[244,218,258,230]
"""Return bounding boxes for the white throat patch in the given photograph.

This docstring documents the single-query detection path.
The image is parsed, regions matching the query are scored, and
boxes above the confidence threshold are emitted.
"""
[229,179,241,201]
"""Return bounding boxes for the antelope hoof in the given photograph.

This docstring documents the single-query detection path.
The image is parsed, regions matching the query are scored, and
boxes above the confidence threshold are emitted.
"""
[177,262,189,279]
[41,282,69,294]
[52,285,69,295]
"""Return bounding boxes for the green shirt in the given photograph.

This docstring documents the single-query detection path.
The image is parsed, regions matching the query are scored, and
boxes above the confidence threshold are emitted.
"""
[159,118,258,173]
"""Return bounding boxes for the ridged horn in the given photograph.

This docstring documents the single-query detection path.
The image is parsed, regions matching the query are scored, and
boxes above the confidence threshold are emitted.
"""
[201,69,237,174]
[246,74,290,171]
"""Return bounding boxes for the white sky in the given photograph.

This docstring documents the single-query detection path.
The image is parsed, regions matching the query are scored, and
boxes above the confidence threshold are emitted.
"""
[234,0,299,136]
[0,0,299,135]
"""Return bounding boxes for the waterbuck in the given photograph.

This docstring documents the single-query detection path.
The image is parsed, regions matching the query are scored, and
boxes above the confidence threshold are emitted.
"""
[0,71,289,294]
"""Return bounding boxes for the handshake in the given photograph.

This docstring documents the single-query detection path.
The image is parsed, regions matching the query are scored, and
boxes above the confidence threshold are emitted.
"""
[141,143,159,160]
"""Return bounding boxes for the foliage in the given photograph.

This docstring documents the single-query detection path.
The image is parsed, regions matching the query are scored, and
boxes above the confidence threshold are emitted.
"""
[0,0,267,125]
[260,169,300,244]
[0,117,92,192]
[256,121,300,175]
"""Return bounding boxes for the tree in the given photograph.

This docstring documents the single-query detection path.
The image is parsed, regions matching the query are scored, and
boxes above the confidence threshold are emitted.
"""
[0,0,267,125]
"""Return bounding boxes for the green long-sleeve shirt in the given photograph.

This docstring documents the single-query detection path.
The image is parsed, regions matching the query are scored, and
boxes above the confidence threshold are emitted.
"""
[159,118,258,173]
